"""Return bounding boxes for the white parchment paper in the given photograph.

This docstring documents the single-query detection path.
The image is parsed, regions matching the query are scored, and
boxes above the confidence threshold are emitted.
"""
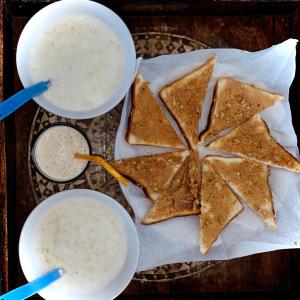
[115,39,300,272]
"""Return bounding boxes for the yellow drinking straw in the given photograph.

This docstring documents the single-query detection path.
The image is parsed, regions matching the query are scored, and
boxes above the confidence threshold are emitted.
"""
[74,153,129,187]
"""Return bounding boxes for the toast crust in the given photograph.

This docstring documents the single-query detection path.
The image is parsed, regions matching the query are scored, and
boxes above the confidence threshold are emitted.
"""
[198,77,221,144]
[199,77,284,143]
[205,155,276,229]
[200,161,243,254]
[142,210,200,225]
[159,56,216,149]
[207,115,300,173]
[126,73,185,149]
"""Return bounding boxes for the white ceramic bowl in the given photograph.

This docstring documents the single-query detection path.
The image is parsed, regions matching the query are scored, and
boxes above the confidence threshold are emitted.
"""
[16,0,136,119]
[19,189,139,300]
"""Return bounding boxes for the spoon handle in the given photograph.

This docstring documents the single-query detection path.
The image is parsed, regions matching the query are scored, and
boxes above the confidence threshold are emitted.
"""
[0,268,63,300]
[0,81,49,121]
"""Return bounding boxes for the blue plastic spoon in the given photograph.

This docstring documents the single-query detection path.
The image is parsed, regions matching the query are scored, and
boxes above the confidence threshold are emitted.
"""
[0,81,50,121]
[0,268,63,300]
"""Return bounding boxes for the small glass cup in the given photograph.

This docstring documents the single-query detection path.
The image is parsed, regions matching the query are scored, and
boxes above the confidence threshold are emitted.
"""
[31,123,92,184]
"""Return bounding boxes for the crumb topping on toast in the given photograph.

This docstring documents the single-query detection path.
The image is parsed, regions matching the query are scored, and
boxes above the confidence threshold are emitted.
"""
[127,74,185,149]
[200,162,243,254]
[205,156,276,229]
[160,56,215,148]
[112,150,189,201]
[199,78,284,142]
[208,115,300,172]
[142,152,201,224]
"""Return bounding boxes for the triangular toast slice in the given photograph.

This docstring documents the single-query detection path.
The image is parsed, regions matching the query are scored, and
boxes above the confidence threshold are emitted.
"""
[159,56,216,149]
[199,77,284,143]
[126,73,185,149]
[142,151,201,224]
[205,156,276,229]
[112,150,190,201]
[200,161,243,254]
[207,114,300,173]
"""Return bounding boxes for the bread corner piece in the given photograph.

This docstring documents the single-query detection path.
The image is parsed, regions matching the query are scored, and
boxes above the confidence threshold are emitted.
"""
[112,150,190,202]
[159,56,216,149]
[205,155,276,229]
[207,114,300,173]
[199,77,284,143]
[126,73,185,149]
[200,161,243,254]
[142,150,201,225]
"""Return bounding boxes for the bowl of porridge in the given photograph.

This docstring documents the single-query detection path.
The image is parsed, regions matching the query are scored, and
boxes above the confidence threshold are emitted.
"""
[16,0,136,119]
[19,189,139,300]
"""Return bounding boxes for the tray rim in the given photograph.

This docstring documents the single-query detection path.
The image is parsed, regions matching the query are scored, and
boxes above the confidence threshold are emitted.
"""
[2,3,300,293]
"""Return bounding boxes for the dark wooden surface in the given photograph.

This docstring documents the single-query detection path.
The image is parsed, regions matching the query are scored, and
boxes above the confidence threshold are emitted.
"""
[0,0,7,294]
[1,1,300,299]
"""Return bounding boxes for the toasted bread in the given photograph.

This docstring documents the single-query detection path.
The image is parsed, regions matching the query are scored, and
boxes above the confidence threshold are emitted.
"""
[188,151,202,209]
[159,56,216,149]
[207,114,300,173]
[199,78,284,143]
[200,161,243,254]
[112,150,190,201]
[205,156,276,229]
[142,151,201,225]
[126,73,185,149]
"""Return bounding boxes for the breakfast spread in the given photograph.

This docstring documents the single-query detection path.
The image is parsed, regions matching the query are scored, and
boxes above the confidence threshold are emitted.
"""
[126,73,185,149]
[34,196,128,292]
[30,14,124,111]
[28,47,300,260]
[10,4,299,296]
[33,125,90,182]
[199,77,284,143]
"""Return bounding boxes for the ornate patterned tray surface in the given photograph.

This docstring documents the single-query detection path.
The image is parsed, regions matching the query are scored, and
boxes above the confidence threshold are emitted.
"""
[28,32,220,281]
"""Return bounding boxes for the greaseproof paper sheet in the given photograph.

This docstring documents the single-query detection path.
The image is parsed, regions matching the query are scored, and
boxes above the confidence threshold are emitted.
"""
[115,39,300,271]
